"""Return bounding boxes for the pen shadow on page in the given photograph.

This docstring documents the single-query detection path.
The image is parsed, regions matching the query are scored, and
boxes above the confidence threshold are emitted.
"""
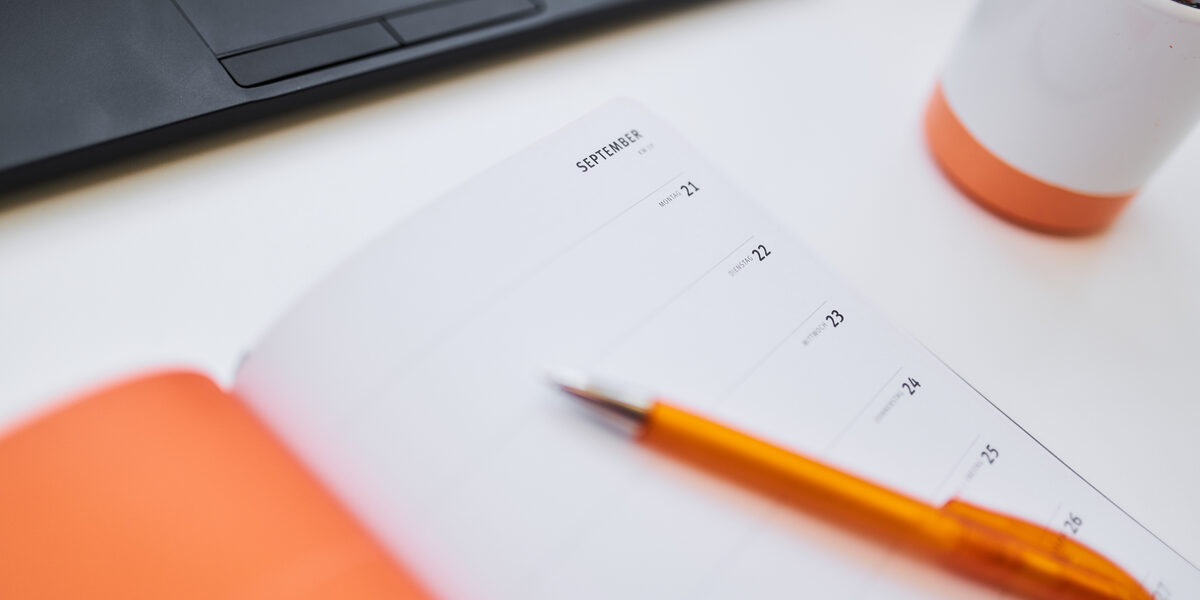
[569,400,646,439]
[635,447,998,599]
[0,0,729,215]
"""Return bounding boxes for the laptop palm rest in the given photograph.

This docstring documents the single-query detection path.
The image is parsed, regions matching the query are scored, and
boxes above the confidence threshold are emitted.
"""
[176,0,538,87]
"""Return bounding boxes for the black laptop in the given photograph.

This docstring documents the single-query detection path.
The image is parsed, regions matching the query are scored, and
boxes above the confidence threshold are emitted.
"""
[0,0,696,193]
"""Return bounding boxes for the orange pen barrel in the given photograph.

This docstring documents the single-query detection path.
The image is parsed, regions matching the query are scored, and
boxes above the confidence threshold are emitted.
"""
[640,403,1152,600]
[941,500,1153,600]
[640,402,957,550]
[941,511,1153,600]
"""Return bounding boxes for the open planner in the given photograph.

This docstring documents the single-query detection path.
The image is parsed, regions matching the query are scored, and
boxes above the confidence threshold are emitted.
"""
[1,100,1195,599]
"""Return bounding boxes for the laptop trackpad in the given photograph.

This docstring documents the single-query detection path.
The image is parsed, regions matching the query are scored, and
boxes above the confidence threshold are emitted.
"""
[175,0,431,56]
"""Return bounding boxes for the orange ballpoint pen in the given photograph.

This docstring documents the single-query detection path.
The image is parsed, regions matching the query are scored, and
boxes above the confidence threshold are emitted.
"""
[551,370,1153,600]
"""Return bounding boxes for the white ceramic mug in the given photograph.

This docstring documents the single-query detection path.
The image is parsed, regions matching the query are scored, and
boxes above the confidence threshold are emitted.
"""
[926,0,1200,234]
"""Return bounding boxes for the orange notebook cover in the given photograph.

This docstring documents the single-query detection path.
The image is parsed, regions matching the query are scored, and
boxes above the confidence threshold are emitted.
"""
[0,370,428,599]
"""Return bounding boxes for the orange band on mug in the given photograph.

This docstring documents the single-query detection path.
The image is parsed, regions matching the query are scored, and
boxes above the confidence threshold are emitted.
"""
[924,84,1134,235]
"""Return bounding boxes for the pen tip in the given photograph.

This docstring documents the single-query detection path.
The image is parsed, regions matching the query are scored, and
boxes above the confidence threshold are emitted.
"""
[546,367,591,395]
[546,368,652,424]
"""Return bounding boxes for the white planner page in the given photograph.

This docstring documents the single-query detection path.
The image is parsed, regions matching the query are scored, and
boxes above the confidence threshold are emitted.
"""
[235,100,1197,599]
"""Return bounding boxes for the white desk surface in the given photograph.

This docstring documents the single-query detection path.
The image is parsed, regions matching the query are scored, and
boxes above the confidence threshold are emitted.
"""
[2,0,1198,573]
